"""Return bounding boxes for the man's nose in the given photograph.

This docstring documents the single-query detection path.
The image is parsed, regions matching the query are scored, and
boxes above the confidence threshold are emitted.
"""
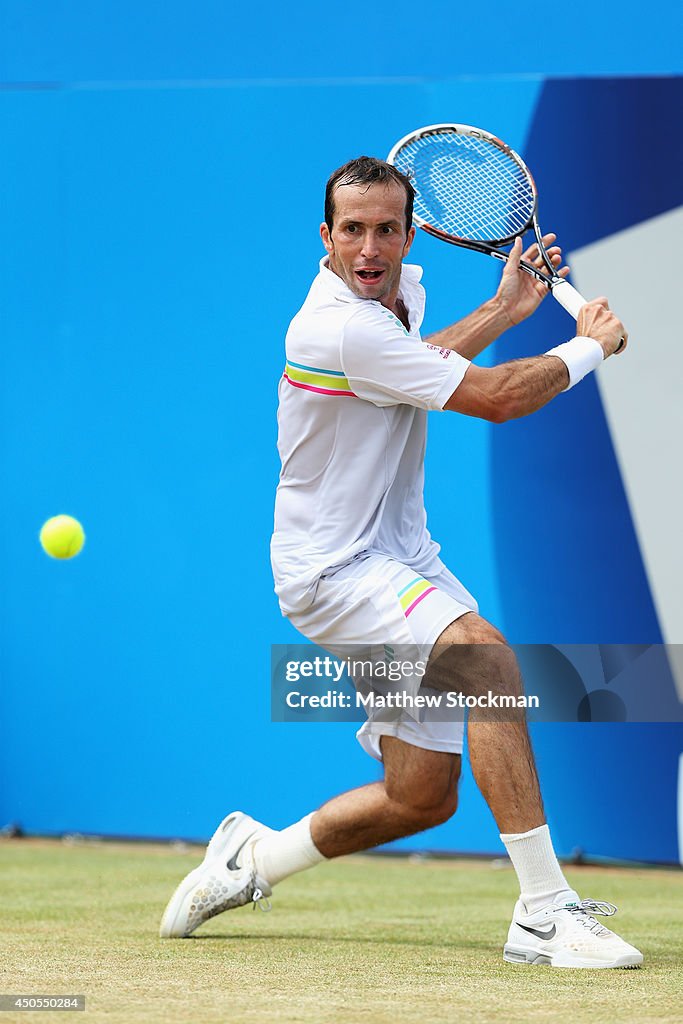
[360,231,379,258]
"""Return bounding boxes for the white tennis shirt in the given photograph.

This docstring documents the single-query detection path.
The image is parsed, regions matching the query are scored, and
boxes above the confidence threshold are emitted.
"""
[271,257,471,615]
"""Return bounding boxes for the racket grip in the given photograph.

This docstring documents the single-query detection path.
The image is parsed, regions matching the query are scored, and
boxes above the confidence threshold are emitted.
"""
[550,279,587,319]
[551,278,625,352]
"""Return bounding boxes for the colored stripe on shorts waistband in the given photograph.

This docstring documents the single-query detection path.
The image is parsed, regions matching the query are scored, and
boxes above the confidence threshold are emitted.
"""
[398,576,437,617]
[284,361,356,397]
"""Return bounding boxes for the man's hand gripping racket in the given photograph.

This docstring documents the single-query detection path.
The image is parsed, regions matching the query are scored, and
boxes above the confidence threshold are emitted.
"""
[387,124,626,355]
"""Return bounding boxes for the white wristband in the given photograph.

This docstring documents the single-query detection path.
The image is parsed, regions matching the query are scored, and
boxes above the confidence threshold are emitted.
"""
[544,336,604,391]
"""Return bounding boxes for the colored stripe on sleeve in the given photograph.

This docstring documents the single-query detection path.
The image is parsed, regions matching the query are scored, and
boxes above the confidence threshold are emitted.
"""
[284,362,356,397]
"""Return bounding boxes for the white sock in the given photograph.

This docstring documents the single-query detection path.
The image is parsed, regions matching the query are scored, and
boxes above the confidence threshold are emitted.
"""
[500,823,577,914]
[250,813,326,887]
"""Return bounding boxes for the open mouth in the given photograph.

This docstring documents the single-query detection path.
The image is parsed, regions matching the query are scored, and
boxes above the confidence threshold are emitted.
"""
[355,269,384,282]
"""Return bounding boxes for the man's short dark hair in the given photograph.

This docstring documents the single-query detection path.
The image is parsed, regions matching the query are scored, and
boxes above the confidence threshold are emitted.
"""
[324,157,415,238]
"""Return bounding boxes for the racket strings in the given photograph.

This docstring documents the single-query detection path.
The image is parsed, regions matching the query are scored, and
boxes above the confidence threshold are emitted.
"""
[393,132,535,242]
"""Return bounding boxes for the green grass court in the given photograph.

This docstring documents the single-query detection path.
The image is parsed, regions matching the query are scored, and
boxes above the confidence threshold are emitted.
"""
[2,838,682,1024]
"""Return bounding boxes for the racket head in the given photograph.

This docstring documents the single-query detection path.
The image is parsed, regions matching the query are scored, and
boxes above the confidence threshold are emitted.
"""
[387,123,539,247]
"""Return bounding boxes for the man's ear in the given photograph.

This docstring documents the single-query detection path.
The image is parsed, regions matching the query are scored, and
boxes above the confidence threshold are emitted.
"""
[402,225,416,258]
[320,222,334,253]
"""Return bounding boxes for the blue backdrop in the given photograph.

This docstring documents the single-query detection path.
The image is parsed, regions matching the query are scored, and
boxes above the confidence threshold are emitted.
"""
[1,3,682,864]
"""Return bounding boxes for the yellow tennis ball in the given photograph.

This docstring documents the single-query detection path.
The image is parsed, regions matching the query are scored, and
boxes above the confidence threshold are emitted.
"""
[39,515,86,560]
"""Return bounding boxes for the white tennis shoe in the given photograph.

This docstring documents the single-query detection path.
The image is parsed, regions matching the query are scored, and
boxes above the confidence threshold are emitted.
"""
[504,895,643,969]
[159,811,273,938]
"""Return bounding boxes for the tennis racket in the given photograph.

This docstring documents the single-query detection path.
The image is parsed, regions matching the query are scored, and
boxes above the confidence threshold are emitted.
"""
[387,123,619,342]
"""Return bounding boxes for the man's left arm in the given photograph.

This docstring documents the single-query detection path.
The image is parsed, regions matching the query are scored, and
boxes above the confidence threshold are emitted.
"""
[426,234,569,360]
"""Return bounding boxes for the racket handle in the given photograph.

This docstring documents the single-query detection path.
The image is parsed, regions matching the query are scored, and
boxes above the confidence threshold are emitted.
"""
[550,279,587,319]
[551,278,625,353]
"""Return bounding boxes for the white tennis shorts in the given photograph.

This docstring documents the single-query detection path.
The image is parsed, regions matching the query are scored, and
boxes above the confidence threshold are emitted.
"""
[287,552,478,761]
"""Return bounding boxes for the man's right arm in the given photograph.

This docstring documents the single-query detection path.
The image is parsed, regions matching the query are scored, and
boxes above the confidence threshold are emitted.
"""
[444,298,627,422]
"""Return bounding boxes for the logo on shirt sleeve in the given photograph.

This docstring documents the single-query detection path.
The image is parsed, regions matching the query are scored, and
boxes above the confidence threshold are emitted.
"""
[425,343,452,360]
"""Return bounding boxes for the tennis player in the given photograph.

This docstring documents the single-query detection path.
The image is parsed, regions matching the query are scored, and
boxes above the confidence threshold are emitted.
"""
[160,157,642,969]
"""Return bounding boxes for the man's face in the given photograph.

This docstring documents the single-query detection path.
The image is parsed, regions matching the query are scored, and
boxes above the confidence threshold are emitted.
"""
[320,180,416,306]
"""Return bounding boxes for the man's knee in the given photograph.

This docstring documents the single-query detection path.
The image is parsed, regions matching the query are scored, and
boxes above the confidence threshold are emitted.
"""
[416,787,459,828]
[426,613,521,698]
[385,780,459,831]
[381,738,460,831]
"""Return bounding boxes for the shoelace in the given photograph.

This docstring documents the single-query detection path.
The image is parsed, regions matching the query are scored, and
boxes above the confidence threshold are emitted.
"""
[252,887,272,913]
[567,898,617,935]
